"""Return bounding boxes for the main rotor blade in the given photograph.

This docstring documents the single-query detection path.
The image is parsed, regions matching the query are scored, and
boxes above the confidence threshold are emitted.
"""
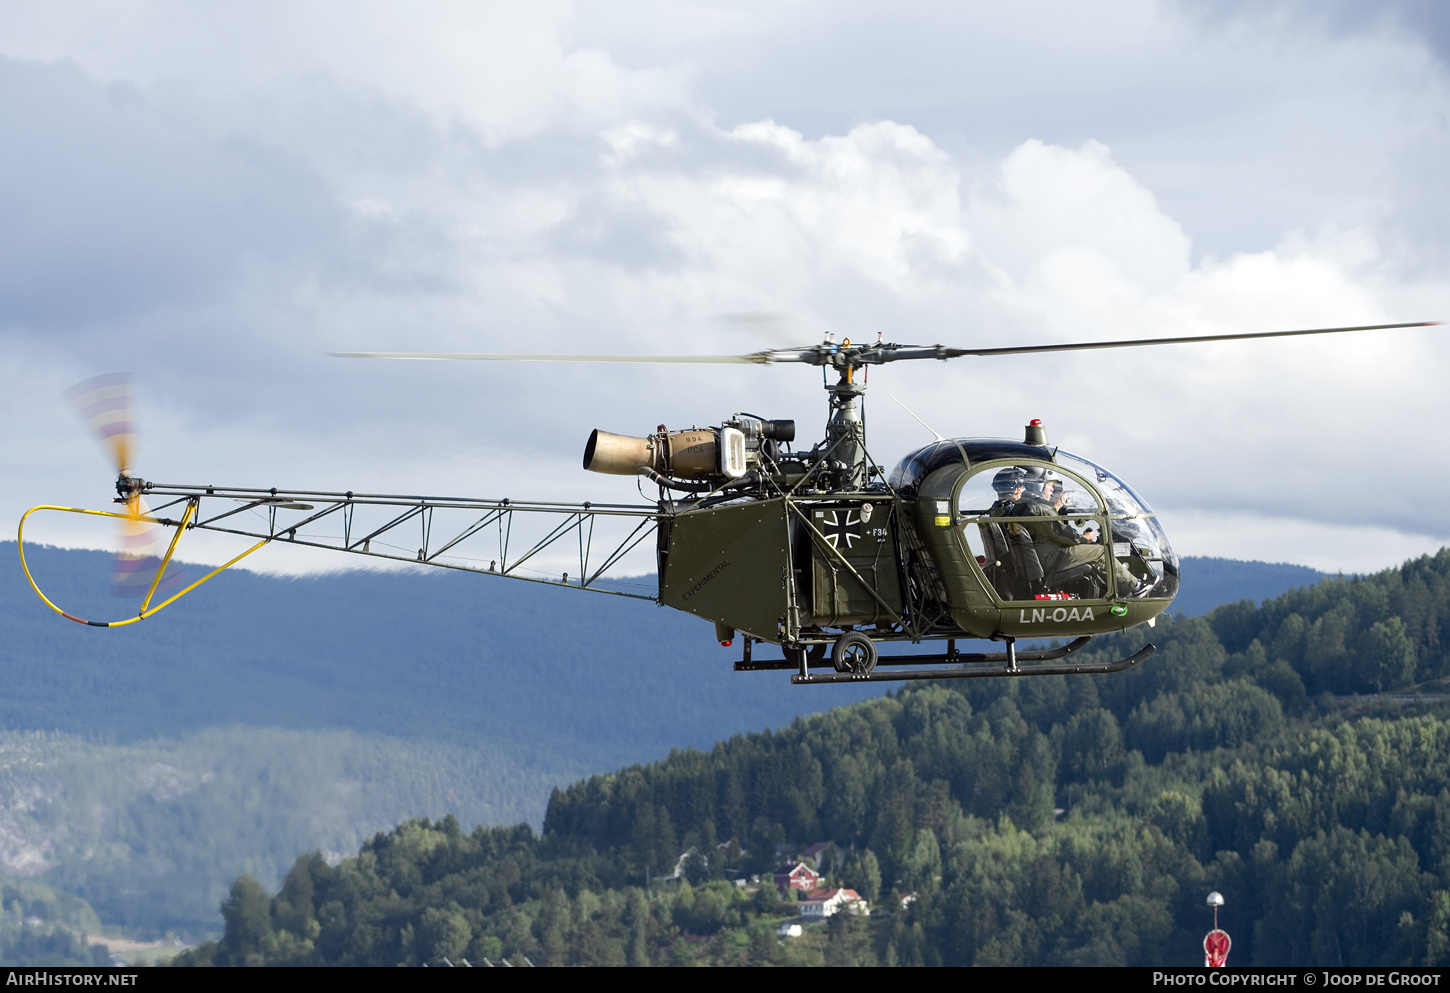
[330,350,784,364]
[331,321,1438,370]
[942,321,1439,358]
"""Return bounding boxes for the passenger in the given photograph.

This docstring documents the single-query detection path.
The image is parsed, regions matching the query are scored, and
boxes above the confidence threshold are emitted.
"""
[1052,484,1096,542]
[1012,470,1081,546]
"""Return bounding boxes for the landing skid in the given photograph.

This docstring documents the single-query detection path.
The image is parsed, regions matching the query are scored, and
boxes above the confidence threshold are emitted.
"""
[790,643,1155,683]
[733,635,1155,684]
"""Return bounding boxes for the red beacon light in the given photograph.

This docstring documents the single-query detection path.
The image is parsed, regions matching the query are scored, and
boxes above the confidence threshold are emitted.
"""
[1024,418,1049,446]
[719,639,733,648]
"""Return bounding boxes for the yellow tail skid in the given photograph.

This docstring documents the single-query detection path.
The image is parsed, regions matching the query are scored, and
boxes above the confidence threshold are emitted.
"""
[17,501,269,627]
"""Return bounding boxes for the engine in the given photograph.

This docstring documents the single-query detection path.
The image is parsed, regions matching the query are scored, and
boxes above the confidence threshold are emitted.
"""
[583,416,795,486]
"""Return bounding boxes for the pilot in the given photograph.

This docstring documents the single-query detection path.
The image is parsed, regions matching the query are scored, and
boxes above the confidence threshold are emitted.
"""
[1013,470,1145,595]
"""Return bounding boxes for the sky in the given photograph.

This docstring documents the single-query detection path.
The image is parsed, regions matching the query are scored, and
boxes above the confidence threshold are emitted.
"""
[3,0,1449,577]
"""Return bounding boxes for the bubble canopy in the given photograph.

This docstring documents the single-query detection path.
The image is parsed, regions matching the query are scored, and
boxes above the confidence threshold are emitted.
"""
[890,440,1179,603]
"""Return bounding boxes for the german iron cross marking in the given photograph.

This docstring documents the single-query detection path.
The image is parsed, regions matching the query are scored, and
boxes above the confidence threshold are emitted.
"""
[822,510,861,550]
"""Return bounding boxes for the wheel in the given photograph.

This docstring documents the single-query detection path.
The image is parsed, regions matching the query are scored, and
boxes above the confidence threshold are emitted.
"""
[784,642,829,669]
[832,631,877,675]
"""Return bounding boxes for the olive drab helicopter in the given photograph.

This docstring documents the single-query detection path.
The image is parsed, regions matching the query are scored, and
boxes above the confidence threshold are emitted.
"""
[18,321,1435,685]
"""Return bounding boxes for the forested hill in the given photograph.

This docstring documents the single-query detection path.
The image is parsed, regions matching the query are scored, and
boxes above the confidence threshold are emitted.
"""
[0,545,1327,940]
[179,549,1450,967]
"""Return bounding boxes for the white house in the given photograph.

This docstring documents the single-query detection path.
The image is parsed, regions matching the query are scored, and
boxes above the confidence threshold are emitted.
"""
[799,888,869,919]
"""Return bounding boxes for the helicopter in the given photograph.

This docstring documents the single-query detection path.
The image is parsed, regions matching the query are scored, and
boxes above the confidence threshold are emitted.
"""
[17,321,1436,685]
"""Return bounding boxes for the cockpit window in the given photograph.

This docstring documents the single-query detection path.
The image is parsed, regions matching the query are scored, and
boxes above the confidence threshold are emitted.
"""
[957,462,1109,601]
[956,455,1179,603]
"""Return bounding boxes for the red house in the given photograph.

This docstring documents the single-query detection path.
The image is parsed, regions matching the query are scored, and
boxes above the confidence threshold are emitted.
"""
[773,861,820,895]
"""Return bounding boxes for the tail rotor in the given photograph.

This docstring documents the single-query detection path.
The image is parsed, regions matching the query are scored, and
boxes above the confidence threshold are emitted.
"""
[61,373,172,597]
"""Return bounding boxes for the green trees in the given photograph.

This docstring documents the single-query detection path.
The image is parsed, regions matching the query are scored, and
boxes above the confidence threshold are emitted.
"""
[0,875,111,967]
[182,697,1450,965]
[1252,828,1428,966]
[1363,618,1418,692]
[1058,708,1124,782]
[1125,679,1284,762]
[842,848,881,904]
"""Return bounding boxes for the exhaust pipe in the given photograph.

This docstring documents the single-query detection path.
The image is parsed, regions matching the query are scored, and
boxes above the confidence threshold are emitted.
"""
[583,429,660,475]
[583,427,725,479]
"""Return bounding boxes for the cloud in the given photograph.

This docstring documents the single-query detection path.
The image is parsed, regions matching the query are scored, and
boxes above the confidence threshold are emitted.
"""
[968,139,1192,295]
[0,57,344,329]
[1,3,1447,581]
[1176,0,1450,67]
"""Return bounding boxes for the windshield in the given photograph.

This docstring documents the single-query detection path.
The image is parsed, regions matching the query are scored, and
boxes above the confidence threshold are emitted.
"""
[1055,451,1179,600]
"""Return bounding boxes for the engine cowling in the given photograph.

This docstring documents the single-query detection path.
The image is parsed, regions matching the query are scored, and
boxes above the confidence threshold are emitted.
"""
[583,416,794,482]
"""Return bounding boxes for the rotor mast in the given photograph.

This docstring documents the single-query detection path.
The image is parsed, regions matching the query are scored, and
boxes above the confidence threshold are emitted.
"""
[799,334,930,490]
[818,338,872,489]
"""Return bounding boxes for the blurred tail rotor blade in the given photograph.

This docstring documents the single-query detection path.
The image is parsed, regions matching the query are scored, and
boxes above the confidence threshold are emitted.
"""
[58,373,175,597]
[114,493,162,597]
[111,494,185,599]
[62,372,137,475]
